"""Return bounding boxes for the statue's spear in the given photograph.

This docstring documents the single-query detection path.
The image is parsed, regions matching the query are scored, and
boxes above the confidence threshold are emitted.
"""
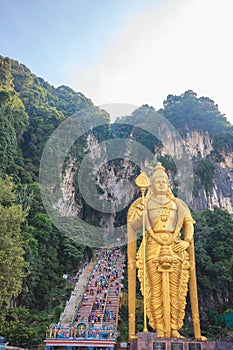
[188,240,207,340]
[135,171,150,333]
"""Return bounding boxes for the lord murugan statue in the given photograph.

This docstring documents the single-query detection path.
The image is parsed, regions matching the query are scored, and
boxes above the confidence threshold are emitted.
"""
[127,162,206,340]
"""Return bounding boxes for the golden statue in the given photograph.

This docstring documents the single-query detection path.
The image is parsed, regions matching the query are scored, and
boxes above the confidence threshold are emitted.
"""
[127,162,206,340]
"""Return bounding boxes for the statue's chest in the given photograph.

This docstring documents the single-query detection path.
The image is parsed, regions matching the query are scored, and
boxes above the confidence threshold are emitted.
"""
[147,199,178,230]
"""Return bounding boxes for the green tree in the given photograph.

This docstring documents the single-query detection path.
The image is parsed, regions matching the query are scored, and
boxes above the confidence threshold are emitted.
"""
[0,175,27,321]
[0,56,14,91]
[196,158,215,194]
[2,307,37,348]
[161,90,230,135]
[0,91,29,178]
[193,208,233,308]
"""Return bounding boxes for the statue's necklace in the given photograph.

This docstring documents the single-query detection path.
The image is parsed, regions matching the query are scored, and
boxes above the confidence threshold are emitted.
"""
[160,207,171,222]
[151,198,171,222]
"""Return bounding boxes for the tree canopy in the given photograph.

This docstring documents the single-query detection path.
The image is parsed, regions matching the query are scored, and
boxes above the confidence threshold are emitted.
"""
[0,175,26,321]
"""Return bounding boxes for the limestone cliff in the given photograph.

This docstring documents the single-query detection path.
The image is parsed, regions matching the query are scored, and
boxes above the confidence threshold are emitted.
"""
[55,127,233,228]
[54,157,81,216]
[157,128,233,214]
[185,130,233,214]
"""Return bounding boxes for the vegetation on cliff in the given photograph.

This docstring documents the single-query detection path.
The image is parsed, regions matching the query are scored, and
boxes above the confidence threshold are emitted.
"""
[0,56,97,346]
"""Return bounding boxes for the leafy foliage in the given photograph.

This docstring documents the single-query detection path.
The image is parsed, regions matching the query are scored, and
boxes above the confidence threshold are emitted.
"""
[115,104,162,153]
[162,90,229,132]
[0,175,26,322]
[0,57,95,347]
[193,208,233,307]
[161,90,233,154]
[189,208,233,338]
[0,56,14,91]
[0,87,29,178]
[195,158,216,194]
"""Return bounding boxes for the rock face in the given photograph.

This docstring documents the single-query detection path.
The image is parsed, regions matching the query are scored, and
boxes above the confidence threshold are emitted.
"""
[155,128,233,214]
[54,157,81,216]
[192,163,233,213]
[53,133,137,243]
[55,128,233,226]
[185,130,214,158]
[184,130,233,214]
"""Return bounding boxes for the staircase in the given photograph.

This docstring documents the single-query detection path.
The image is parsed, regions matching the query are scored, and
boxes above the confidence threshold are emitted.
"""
[46,247,125,344]
[73,248,125,330]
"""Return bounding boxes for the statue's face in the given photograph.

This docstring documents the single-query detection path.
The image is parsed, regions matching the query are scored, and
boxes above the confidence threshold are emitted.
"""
[152,175,169,195]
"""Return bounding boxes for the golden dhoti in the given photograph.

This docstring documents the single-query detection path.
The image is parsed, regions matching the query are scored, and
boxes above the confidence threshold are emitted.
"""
[137,232,190,335]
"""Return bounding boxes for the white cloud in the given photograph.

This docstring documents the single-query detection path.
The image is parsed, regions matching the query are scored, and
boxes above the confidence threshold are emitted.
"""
[72,0,233,124]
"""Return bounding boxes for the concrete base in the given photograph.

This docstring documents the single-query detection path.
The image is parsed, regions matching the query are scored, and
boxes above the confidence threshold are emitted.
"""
[129,332,233,350]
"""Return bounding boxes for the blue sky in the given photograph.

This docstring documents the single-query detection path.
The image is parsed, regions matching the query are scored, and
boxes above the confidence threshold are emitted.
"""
[1,0,233,124]
[1,0,159,85]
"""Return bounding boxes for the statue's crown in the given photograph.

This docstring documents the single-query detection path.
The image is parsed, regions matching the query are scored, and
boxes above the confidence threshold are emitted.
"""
[153,162,165,173]
[153,162,168,179]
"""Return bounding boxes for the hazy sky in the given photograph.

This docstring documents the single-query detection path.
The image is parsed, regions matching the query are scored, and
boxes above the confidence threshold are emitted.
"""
[1,0,233,124]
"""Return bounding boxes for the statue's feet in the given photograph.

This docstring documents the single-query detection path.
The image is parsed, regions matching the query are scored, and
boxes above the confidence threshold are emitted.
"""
[171,330,185,338]
[196,335,207,341]
[156,330,165,338]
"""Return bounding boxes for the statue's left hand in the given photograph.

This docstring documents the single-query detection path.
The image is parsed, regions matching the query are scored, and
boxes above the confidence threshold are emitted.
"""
[173,240,189,252]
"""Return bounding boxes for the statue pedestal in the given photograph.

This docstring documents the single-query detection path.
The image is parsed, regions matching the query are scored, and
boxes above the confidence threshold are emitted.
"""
[129,332,233,350]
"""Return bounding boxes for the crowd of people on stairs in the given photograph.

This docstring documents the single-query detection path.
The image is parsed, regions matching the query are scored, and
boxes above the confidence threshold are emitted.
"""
[46,247,125,341]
